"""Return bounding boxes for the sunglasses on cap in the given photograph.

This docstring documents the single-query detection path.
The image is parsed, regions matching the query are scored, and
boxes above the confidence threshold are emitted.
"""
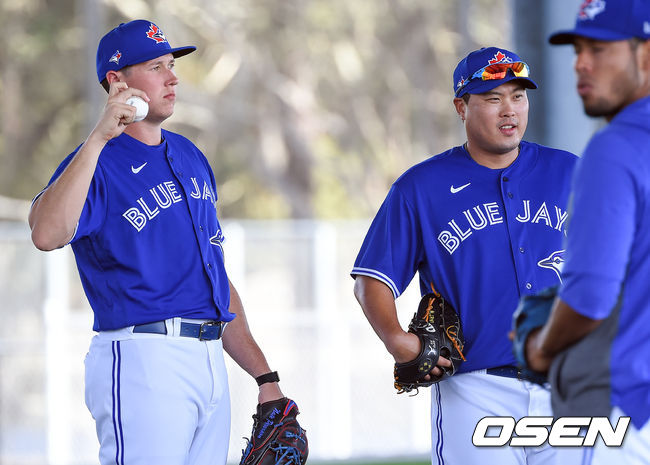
[459,61,531,93]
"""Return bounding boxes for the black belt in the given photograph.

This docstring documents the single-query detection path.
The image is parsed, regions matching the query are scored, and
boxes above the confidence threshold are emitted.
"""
[486,365,546,384]
[133,320,225,340]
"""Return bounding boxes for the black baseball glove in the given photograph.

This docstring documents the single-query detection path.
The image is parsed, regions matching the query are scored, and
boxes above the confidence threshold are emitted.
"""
[511,286,558,385]
[240,397,308,465]
[394,292,466,394]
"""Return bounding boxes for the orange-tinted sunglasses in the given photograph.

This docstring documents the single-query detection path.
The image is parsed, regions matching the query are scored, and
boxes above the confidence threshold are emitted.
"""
[470,61,530,82]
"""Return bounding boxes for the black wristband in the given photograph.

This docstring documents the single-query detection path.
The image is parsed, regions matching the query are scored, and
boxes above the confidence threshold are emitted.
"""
[255,371,280,386]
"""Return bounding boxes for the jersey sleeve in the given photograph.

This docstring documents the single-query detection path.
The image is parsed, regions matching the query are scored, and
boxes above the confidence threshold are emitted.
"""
[43,149,109,244]
[351,184,423,298]
[559,133,637,319]
[73,167,109,241]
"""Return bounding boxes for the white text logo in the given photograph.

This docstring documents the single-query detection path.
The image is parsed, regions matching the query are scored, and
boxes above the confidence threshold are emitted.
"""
[472,416,630,447]
[437,200,568,255]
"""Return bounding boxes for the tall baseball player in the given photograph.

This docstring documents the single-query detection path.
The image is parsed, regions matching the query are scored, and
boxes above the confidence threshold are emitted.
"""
[352,47,577,464]
[520,1,650,463]
[28,20,294,465]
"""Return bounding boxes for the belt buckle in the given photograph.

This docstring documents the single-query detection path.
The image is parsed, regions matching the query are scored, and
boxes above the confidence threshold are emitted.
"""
[516,367,524,381]
[199,321,222,341]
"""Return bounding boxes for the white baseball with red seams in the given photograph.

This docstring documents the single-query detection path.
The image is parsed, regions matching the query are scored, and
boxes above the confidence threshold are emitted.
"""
[126,96,148,122]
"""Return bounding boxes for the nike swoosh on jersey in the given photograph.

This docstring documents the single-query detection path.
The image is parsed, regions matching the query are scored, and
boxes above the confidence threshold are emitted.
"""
[450,182,471,193]
[131,162,147,174]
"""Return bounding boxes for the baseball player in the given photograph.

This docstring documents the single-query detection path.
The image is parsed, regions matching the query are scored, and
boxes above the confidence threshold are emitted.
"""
[29,20,285,465]
[351,47,577,464]
[523,1,650,463]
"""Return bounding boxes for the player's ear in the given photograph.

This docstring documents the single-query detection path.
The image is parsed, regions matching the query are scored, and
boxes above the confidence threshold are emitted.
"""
[105,71,122,85]
[453,97,467,122]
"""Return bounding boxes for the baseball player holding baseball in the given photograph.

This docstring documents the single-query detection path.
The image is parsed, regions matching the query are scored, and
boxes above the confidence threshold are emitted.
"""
[521,0,650,463]
[352,47,577,464]
[29,20,289,465]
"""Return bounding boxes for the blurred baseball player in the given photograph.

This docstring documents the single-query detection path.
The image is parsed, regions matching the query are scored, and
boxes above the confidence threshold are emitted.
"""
[352,47,577,464]
[523,0,650,462]
[29,20,286,464]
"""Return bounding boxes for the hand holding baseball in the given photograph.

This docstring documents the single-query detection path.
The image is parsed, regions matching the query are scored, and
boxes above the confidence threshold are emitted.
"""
[125,96,148,122]
[91,82,150,143]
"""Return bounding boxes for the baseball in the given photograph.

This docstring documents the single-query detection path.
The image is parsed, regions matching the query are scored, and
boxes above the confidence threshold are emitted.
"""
[126,96,149,122]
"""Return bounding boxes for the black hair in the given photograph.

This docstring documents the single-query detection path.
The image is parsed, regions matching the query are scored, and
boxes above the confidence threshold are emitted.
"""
[629,37,644,50]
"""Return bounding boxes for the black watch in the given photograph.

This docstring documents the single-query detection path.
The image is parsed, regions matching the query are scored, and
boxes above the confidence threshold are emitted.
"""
[255,371,280,386]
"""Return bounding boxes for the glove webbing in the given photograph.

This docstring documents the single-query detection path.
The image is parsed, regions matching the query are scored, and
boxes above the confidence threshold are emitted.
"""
[270,432,306,465]
[445,326,466,361]
[429,282,466,362]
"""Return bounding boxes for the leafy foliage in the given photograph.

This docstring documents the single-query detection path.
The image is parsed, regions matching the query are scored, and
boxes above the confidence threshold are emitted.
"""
[0,0,511,218]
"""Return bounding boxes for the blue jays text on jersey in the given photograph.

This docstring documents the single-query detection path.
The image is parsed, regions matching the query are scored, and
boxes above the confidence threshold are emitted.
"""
[42,130,235,331]
[352,141,577,373]
[122,176,217,232]
[437,198,569,255]
[560,96,650,430]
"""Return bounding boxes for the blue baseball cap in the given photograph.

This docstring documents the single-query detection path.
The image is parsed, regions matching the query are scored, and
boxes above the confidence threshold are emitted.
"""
[453,47,537,97]
[549,0,650,44]
[96,20,196,84]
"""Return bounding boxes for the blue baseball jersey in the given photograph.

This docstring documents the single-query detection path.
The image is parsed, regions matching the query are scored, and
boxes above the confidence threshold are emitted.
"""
[352,141,577,372]
[559,96,650,429]
[44,130,235,331]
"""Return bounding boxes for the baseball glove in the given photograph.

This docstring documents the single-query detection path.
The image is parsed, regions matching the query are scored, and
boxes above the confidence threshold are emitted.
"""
[240,397,308,465]
[511,286,558,385]
[394,291,466,394]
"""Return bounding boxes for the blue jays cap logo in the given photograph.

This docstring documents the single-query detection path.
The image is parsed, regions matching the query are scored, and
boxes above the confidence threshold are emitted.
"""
[487,50,513,65]
[146,23,167,44]
[578,0,606,21]
[109,50,122,65]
